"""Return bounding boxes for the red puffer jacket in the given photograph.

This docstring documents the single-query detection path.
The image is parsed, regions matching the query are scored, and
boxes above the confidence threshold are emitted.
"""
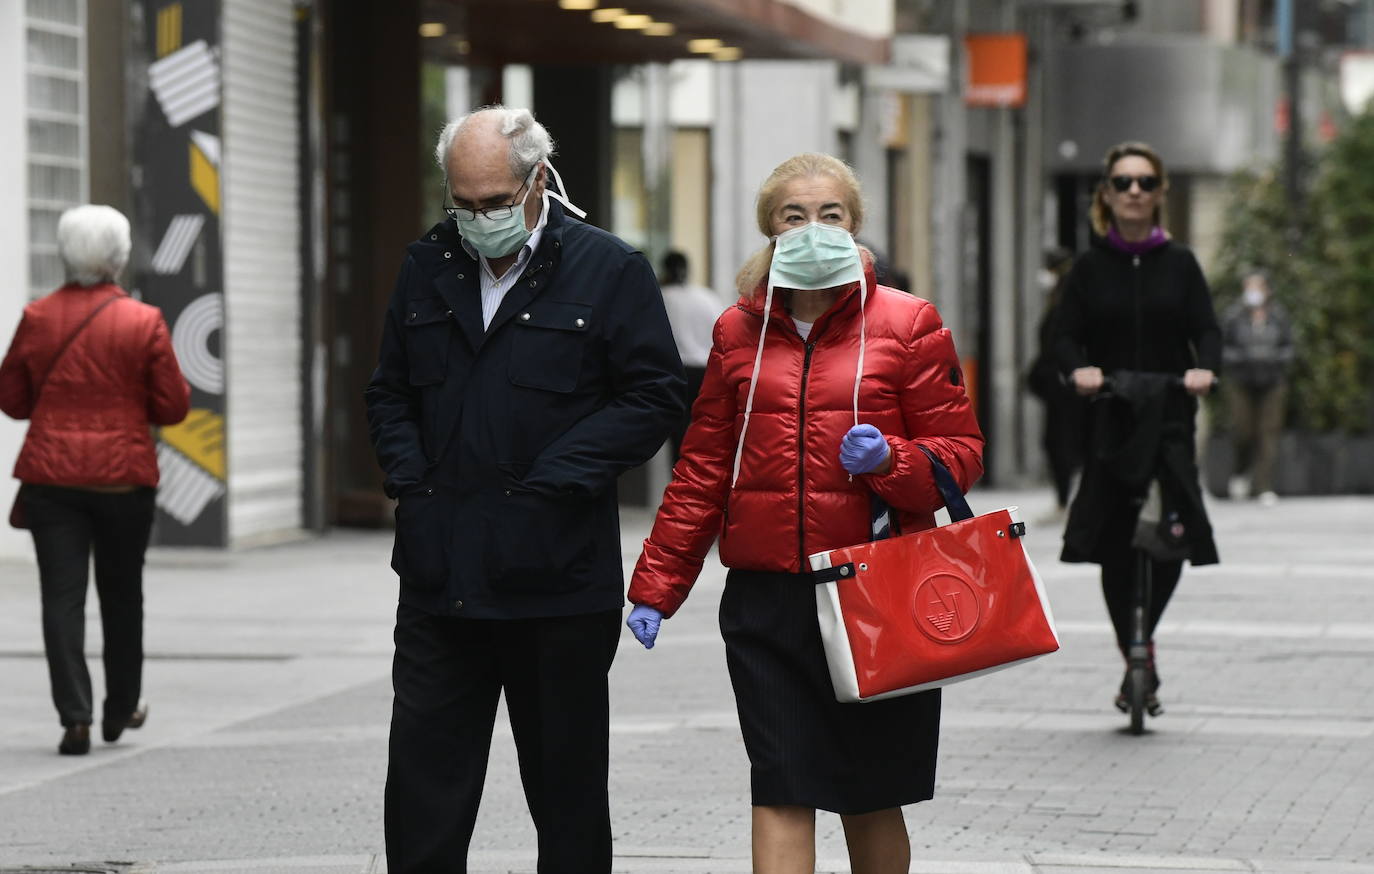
[629,266,985,617]
[0,283,189,488]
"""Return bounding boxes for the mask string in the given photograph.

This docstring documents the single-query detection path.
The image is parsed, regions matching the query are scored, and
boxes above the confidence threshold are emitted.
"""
[731,277,775,488]
[852,269,867,428]
[542,159,588,219]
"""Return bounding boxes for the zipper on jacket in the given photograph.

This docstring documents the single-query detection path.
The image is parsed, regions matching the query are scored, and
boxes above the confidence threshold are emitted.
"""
[797,340,816,568]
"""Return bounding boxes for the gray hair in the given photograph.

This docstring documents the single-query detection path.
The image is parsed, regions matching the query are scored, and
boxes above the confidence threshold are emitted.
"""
[57,204,131,287]
[433,105,555,181]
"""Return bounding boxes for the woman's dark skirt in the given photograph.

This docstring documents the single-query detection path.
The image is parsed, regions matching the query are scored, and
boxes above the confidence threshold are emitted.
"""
[719,568,941,815]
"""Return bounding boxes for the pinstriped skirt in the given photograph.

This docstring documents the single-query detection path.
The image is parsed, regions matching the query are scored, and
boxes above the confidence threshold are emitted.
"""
[719,569,941,815]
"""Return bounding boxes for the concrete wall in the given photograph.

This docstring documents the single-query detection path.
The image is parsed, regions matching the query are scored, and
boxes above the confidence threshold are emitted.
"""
[0,10,30,561]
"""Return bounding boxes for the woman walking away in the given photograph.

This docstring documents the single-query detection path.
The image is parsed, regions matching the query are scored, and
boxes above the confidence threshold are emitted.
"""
[1053,142,1220,719]
[626,153,983,873]
[1,205,189,755]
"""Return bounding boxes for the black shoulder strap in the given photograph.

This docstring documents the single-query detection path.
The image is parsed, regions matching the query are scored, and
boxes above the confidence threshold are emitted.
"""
[31,293,121,406]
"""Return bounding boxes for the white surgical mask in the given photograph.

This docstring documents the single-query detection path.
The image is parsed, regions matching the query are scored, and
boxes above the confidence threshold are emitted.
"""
[452,160,588,259]
[455,167,538,258]
[770,222,863,291]
[1243,287,1266,308]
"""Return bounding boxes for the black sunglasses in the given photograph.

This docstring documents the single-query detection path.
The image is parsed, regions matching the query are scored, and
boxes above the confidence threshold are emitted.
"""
[1109,174,1160,193]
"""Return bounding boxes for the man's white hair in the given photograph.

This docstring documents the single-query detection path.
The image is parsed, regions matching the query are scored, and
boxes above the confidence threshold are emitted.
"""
[57,204,132,287]
[434,105,555,181]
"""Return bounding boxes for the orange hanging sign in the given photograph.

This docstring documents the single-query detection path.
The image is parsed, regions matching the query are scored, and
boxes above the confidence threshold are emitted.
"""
[964,33,1027,108]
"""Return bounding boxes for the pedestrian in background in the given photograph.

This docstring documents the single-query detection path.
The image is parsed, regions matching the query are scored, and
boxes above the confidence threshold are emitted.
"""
[365,106,684,873]
[1027,245,1084,522]
[1054,141,1220,718]
[626,153,983,874]
[658,249,724,460]
[0,204,189,756]
[1221,268,1293,506]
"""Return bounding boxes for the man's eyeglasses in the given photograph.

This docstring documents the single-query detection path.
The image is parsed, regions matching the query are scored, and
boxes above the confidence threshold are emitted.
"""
[1109,174,1160,193]
[442,177,531,222]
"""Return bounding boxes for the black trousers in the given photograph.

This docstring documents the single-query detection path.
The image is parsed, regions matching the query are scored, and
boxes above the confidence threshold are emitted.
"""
[24,484,156,728]
[385,604,621,874]
[1100,553,1182,655]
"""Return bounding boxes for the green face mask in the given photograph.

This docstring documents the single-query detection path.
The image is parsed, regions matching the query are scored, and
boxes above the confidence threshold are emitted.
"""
[455,167,538,258]
[769,222,862,290]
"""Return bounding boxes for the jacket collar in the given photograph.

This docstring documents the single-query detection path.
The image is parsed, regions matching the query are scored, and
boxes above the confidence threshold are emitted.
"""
[407,202,569,352]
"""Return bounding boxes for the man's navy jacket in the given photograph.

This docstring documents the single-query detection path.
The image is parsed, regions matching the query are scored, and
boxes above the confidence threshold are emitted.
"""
[365,202,686,619]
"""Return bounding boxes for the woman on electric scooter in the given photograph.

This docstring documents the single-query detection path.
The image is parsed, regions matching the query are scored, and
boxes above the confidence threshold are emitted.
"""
[1053,141,1221,718]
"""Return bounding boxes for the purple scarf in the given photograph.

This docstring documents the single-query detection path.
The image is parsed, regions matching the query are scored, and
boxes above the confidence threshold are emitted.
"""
[1106,225,1169,255]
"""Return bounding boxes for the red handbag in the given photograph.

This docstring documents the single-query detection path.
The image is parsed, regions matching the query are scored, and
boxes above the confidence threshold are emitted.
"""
[809,447,1059,703]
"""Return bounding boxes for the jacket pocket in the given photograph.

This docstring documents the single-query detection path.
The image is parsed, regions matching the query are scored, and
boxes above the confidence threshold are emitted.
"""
[509,301,591,393]
[391,485,448,591]
[403,296,453,386]
[484,487,596,591]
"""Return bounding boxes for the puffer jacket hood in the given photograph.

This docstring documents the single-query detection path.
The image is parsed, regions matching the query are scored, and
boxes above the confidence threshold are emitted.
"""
[0,283,189,487]
[629,271,984,618]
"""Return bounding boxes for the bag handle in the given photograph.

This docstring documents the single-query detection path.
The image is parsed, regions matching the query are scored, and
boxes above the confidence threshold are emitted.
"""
[915,445,974,522]
[869,444,974,543]
[31,293,121,407]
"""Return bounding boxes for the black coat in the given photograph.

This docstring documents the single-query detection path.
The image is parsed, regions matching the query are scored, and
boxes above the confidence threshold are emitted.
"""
[365,202,686,619]
[1052,236,1222,566]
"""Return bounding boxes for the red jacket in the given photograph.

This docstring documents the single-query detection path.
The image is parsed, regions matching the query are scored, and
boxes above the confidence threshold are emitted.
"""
[0,283,189,488]
[629,268,984,617]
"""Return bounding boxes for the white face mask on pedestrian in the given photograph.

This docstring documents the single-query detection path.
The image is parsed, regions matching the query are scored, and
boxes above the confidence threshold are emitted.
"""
[450,160,588,259]
[1243,286,1266,308]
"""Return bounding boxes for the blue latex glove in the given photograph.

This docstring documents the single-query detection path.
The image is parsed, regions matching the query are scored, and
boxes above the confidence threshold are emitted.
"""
[839,424,891,475]
[626,604,663,649]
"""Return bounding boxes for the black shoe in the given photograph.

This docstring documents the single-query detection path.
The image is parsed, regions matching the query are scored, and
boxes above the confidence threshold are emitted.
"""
[59,724,91,755]
[102,700,148,743]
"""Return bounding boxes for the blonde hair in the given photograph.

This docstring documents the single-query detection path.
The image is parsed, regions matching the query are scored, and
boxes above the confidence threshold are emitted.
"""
[57,204,131,287]
[1090,141,1169,237]
[735,153,868,297]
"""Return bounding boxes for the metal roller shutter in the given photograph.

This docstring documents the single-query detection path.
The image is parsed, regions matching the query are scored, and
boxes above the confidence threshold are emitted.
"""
[222,0,301,543]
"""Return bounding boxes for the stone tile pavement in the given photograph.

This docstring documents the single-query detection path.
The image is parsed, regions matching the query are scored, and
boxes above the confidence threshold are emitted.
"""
[0,487,1371,873]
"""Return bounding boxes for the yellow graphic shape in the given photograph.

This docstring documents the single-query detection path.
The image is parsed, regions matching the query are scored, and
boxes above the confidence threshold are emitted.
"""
[190,142,220,215]
[160,408,225,481]
[157,4,183,58]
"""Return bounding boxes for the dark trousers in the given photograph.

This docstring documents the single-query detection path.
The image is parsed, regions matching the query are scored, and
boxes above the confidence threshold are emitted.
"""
[24,484,156,728]
[1228,380,1287,495]
[385,604,621,874]
[1100,553,1182,656]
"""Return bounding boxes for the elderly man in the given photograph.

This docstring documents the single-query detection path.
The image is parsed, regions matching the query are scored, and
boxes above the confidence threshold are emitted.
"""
[365,106,684,872]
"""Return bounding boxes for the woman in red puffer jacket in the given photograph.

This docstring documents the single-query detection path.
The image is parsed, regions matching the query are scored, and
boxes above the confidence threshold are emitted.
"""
[0,204,188,756]
[625,154,983,873]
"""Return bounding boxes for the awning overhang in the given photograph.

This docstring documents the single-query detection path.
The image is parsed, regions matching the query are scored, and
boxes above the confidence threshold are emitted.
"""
[422,0,890,67]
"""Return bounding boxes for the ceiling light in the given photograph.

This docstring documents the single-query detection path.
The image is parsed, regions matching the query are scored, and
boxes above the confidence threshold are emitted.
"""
[419,22,446,38]
[687,38,723,53]
[712,46,743,61]
[614,14,653,29]
[559,0,597,8]
[590,7,627,23]
[643,21,675,36]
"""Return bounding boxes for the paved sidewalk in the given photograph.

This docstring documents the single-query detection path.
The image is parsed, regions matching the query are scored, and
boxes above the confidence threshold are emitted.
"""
[1,487,1371,873]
